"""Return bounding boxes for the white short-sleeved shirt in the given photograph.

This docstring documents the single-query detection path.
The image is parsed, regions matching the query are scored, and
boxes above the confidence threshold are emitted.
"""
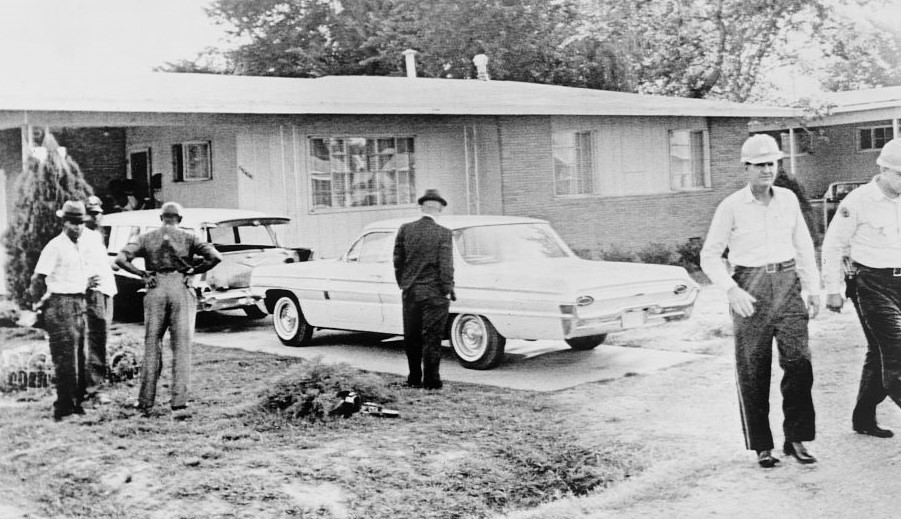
[34,232,101,295]
[822,180,901,294]
[83,228,117,297]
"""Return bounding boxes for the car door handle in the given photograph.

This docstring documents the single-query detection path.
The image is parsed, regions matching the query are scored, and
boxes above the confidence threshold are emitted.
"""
[369,274,383,279]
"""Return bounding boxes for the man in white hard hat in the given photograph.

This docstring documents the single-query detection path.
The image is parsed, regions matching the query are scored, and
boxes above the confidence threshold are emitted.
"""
[701,134,821,468]
[822,137,901,439]
[115,202,222,415]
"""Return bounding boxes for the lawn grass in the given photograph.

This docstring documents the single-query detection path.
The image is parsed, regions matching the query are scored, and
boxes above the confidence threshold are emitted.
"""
[0,330,647,518]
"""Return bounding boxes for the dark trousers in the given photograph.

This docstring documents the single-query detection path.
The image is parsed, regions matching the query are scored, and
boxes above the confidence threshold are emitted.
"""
[732,268,815,452]
[854,271,901,412]
[86,290,112,391]
[846,275,890,428]
[402,292,450,387]
[44,294,87,417]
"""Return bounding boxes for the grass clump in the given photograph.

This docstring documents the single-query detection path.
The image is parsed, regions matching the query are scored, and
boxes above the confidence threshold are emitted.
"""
[257,357,394,423]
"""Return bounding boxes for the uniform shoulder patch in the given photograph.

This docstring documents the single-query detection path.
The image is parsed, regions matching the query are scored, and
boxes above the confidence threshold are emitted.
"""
[840,207,851,218]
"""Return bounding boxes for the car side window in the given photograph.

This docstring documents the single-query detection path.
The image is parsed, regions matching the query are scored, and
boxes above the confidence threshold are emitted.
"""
[346,232,393,264]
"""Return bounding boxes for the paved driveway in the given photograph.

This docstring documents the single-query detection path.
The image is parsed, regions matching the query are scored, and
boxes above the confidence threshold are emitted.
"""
[114,310,707,392]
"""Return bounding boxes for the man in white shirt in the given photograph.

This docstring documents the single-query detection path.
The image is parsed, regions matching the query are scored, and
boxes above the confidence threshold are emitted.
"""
[822,137,901,439]
[701,134,821,468]
[30,201,104,421]
[83,196,117,404]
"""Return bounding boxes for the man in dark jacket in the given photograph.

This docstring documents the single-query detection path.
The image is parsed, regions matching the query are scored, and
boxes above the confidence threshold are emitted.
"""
[393,189,455,390]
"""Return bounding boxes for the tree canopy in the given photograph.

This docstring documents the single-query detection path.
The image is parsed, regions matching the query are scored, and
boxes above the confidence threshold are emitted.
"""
[162,0,901,102]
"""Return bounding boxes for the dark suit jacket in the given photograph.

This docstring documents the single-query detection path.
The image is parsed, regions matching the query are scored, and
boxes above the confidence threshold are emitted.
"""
[393,216,454,300]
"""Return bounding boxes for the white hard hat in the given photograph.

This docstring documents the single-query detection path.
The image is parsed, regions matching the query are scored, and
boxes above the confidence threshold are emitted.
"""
[740,134,783,164]
[876,138,901,171]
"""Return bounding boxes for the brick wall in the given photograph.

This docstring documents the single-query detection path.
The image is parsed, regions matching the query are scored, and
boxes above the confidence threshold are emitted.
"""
[787,122,889,198]
[53,127,127,199]
[498,116,750,256]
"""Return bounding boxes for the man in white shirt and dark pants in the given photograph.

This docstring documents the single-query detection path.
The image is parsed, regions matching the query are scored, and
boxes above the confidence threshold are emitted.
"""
[30,201,104,421]
[822,137,901,439]
[701,134,821,468]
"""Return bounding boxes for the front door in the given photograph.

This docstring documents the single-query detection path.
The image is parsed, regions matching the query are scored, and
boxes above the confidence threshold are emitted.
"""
[128,149,152,208]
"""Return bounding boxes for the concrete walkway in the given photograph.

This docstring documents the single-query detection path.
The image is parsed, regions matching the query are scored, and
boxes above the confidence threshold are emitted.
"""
[115,312,708,392]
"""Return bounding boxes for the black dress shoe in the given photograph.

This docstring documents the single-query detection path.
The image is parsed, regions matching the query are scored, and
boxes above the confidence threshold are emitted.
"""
[756,450,780,468]
[783,441,817,464]
[423,381,443,390]
[854,425,894,438]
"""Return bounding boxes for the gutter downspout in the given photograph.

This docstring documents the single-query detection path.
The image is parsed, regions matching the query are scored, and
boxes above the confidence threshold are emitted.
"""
[788,127,796,178]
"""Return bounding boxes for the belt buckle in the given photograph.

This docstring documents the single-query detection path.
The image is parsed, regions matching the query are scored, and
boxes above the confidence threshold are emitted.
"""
[893,268,901,277]
[766,263,777,274]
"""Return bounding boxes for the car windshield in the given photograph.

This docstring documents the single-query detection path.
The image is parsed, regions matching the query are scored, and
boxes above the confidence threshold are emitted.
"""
[453,223,571,265]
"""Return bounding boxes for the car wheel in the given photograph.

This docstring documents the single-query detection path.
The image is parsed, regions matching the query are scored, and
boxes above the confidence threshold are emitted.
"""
[272,295,313,347]
[450,314,506,370]
[565,334,607,350]
[242,303,268,319]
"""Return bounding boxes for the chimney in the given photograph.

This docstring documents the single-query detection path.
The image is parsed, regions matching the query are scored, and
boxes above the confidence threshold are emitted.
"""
[402,49,418,78]
[473,54,490,81]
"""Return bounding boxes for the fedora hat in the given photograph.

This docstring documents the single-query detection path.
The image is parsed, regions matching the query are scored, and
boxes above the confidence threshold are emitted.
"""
[55,200,90,222]
[417,189,447,206]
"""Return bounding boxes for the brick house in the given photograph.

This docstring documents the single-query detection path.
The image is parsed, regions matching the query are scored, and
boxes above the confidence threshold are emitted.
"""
[753,86,901,200]
[1,72,797,264]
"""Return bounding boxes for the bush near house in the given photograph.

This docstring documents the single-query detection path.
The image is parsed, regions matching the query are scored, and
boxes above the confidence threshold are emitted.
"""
[2,133,94,308]
[595,238,705,272]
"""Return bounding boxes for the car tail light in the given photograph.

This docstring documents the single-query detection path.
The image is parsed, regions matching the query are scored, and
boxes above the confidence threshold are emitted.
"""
[575,295,594,306]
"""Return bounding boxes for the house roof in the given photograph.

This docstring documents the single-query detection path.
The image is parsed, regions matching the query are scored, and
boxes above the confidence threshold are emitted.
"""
[819,86,901,114]
[0,72,798,119]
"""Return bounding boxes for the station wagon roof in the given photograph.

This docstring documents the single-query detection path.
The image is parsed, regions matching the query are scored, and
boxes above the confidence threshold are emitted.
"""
[100,208,290,228]
[363,215,547,232]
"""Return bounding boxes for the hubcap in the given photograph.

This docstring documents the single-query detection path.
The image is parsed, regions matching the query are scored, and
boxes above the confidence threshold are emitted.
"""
[454,316,486,361]
[275,299,298,337]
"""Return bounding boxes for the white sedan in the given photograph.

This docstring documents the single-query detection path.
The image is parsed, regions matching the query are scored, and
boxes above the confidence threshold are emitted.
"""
[250,216,699,370]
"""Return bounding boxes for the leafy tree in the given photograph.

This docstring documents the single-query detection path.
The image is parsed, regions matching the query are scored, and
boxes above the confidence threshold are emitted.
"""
[168,0,634,91]
[167,0,899,102]
[2,133,94,308]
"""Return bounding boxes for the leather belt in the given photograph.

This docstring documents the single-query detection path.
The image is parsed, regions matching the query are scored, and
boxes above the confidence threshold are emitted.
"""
[853,262,901,277]
[734,259,796,274]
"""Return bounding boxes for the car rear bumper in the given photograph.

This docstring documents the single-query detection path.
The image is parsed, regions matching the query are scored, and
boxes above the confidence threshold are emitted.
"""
[560,287,699,339]
[198,288,262,312]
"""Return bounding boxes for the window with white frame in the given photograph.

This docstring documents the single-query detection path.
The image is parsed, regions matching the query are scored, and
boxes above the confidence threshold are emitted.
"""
[309,137,416,211]
[669,129,710,190]
[780,130,811,157]
[171,141,212,182]
[858,126,894,151]
[553,131,594,196]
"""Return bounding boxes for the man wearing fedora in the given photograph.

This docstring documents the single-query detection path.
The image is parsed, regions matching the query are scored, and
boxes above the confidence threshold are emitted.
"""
[83,195,117,404]
[393,189,455,389]
[30,200,106,421]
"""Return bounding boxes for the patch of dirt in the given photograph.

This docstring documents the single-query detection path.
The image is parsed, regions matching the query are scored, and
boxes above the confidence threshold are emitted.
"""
[499,287,901,519]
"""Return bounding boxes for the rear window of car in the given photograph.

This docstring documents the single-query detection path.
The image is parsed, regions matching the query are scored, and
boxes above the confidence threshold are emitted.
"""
[453,223,570,265]
[207,223,285,247]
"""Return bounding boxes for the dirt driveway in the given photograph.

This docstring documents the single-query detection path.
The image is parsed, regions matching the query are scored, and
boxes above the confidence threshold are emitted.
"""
[499,288,901,519]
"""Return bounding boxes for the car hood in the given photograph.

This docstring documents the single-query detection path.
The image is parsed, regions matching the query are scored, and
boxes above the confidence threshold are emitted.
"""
[458,258,695,295]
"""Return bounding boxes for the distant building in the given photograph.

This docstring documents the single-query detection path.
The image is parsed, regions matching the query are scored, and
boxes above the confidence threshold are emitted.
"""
[752,86,901,200]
